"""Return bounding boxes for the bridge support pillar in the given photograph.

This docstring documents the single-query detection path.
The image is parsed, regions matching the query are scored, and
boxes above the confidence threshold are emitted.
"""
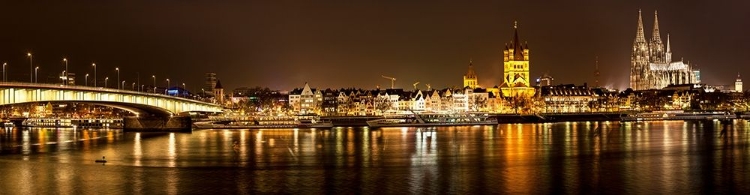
[123,116,192,132]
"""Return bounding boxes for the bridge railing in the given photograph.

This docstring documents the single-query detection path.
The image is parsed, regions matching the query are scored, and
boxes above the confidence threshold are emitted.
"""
[0,82,219,106]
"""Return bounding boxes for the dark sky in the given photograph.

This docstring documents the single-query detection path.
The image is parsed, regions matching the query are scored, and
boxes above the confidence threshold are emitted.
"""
[1,0,748,91]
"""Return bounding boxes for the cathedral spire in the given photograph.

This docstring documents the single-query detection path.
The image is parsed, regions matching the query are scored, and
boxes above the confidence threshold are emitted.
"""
[666,33,671,53]
[652,10,662,44]
[635,9,646,43]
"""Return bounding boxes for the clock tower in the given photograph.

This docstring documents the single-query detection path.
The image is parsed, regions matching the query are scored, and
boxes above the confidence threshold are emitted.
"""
[500,21,535,97]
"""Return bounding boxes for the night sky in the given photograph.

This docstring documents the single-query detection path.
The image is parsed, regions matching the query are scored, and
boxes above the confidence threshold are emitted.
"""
[1,0,748,91]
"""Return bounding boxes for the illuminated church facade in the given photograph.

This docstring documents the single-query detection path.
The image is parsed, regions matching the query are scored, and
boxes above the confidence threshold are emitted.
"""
[630,10,699,90]
[499,22,535,97]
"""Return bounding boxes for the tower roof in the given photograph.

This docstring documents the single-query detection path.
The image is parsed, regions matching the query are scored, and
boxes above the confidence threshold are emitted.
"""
[509,21,525,61]
[651,10,662,44]
[635,9,647,43]
[214,79,223,89]
[465,59,476,78]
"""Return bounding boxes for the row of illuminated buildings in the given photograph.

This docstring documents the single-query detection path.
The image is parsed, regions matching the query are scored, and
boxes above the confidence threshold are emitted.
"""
[221,11,748,115]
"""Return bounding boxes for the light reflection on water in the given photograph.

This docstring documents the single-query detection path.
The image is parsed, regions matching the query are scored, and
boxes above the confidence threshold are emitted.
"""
[0,121,748,194]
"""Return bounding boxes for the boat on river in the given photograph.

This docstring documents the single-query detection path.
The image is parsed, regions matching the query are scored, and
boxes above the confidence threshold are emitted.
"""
[620,110,735,121]
[366,112,497,128]
[193,114,333,129]
[22,118,123,128]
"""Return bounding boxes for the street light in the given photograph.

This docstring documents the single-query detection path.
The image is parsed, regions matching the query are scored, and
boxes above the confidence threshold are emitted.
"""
[182,83,186,97]
[166,79,170,95]
[132,82,136,90]
[85,74,89,86]
[152,75,156,93]
[115,67,120,89]
[27,53,32,83]
[34,66,39,83]
[61,70,66,84]
[63,58,68,85]
[141,84,145,92]
[121,80,125,90]
[105,77,108,88]
[201,88,205,97]
[2,62,7,82]
[92,63,97,87]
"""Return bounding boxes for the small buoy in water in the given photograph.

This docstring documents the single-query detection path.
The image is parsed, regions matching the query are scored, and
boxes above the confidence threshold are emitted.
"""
[95,156,107,163]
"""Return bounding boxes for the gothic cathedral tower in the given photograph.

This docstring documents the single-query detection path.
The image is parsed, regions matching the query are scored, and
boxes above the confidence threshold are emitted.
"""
[463,59,478,89]
[500,21,535,97]
[630,10,650,90]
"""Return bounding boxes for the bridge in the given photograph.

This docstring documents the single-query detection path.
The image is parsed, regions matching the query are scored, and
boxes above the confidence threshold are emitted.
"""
[0,82,224,131]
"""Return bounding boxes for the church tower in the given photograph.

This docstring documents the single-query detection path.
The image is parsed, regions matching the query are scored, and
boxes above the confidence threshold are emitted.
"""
[736,73,743,92]
[500,21,534,97]
[463,59,478,89]
[214,79,224,104]
[631,10,651,90]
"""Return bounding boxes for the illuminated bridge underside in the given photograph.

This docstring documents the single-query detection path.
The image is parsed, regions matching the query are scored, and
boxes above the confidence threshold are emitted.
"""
[0,83,223,117]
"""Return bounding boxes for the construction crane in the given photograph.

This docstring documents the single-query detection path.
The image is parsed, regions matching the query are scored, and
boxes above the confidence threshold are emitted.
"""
[412,82,420,90]
[425,84,431,90]
[381,75,396,89]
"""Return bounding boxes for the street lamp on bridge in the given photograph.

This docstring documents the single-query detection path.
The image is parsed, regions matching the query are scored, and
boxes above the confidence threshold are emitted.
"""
[115,67,120,90]
[3,62,6,82]
[27,53,32,83]
[105,77,108,88]
[85,74,89,86]
[63,58,68,85]
[166,79,170,95]
[182,83,186,97]
[152,75,156,93]
[121,80,125,90]
[34,66,39,83]
[92,63,97,87]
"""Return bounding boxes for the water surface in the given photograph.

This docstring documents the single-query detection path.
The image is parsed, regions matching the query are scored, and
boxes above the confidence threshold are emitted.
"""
[0,120,748,194]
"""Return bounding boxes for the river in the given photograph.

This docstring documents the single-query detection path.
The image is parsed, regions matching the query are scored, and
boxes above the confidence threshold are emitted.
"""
[0,120,748,194]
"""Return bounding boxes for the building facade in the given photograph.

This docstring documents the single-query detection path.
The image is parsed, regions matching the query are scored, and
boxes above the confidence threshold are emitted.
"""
[500,22,535,97]
[630,10,698,90]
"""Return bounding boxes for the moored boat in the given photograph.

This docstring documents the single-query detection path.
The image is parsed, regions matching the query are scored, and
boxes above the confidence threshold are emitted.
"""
[621,110,735,121]
[193,114,333,129]
[366,113,497,128]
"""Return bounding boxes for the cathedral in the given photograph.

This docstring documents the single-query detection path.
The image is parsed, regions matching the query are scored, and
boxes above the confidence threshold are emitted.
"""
[630,10,699,90]
[500,22,535,97]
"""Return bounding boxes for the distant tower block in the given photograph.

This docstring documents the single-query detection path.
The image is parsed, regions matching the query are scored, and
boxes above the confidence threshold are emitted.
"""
[205,73,217,96]
[463,59,478,89]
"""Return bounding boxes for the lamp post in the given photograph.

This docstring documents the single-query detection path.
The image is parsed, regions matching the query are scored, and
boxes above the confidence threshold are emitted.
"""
[105,77,108,88]
[34,66,39,83]
[115,67,120,89]
[92,63,97,87]
[63,58,68,85]
[85,74,89,86]
[166,79,170,95]
[121,80,125,90]
[141,84,144,92]
[132,82,136,90]
[61,71,66,84]
[201,88,205,97]
[3,62,6,82]
[152,75,156,93]
[182,83,186,97]
[27,53,32,83]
